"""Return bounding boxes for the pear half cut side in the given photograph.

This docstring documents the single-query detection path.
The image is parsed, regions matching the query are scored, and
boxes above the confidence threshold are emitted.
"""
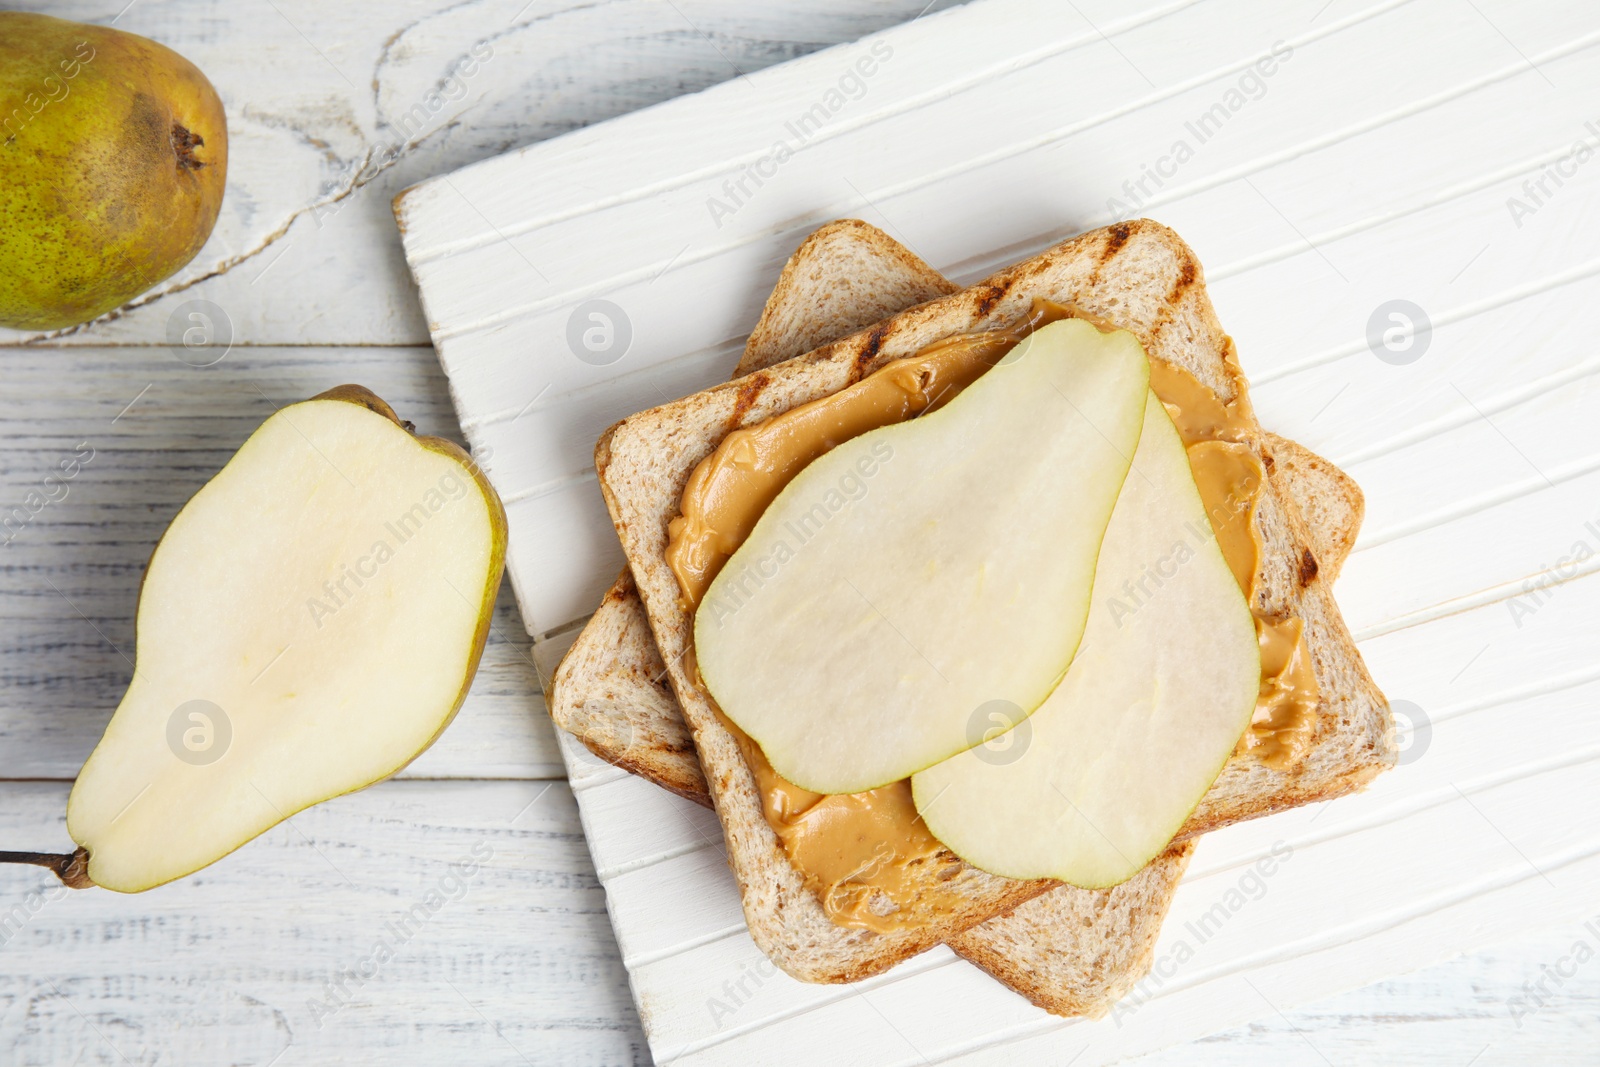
[63,387,507,893]
[695,319,1151,795]
[912,392,1259,888]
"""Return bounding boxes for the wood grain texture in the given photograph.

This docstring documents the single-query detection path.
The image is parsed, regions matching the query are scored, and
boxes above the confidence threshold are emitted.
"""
[0,780,649,1066]
[0,0,972,348]
[0,347,557,780]
[1,0,1596,1063]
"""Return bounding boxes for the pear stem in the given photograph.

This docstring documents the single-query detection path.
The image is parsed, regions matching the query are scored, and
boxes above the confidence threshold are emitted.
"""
[0,848,93,888]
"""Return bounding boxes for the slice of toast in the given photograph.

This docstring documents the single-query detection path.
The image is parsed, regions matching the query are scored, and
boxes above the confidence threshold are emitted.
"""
[594,220,1394,984]
[552,223,1367,1014]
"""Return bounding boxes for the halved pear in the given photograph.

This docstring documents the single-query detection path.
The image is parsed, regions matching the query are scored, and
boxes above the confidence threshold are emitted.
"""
[695,319,1150,794]
[911,392,1259,887]
[50,387,507,893]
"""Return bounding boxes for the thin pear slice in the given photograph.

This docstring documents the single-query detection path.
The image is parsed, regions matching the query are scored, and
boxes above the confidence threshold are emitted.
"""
[911,392,1258,887]
[695,319,1149,794]
[62,387,506,892]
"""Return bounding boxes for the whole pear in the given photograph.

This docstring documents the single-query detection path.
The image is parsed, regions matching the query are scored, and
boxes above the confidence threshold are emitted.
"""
[0,13,227,331]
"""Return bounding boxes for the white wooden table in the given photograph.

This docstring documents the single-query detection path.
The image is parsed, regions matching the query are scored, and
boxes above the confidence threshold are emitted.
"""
[0,2,1595,1064]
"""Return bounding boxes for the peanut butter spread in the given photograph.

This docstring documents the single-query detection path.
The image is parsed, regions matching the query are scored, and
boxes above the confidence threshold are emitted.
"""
[665,323,1035,601]
[666,299,1320,929]
[1147,361,1322,769]
[1249,616,1320,768]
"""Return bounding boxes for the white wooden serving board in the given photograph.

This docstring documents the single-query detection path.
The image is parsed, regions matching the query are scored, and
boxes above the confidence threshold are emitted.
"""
[395,0,1600,1061]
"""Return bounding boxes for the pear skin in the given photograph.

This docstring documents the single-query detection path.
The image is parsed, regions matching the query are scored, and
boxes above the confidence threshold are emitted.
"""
[0,13,227,330]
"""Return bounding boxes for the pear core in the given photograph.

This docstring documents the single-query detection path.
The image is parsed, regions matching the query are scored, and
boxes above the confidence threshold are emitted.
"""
[65,393,505,892]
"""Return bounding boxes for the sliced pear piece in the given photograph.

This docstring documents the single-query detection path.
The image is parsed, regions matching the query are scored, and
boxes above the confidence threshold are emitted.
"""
[40,387,507,893]
[911,392,1259,887]
[695,319,1150,794]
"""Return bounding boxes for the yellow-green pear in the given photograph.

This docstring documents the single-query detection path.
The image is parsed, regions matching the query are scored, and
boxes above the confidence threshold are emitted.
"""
[0,387,507,892]
[0,12,228,330]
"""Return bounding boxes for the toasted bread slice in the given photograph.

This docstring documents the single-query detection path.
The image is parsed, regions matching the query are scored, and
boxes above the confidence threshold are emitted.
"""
[551,226,1365,1014]
[738,217,959,374]
[555,222,1368,1012]
[1262,431,1364,577]
[593,220,1394,984]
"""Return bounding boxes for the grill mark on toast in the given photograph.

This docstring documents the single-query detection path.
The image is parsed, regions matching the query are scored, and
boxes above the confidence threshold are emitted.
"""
[850,322,891,383]
[1166,259,1197,305]
[1299,547,1320,586]
[1086,222,1135,289]
[1148,257,1199,344]
[1102,221,1134,259]
[974,277,1013,319]
[727,371,770,429]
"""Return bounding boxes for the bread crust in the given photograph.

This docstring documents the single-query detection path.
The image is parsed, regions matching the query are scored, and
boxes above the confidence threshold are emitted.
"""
[946,843,1196,1018]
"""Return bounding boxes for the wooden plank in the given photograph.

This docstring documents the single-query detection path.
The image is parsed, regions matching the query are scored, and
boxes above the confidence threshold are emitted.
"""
[0,779,646,1066]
